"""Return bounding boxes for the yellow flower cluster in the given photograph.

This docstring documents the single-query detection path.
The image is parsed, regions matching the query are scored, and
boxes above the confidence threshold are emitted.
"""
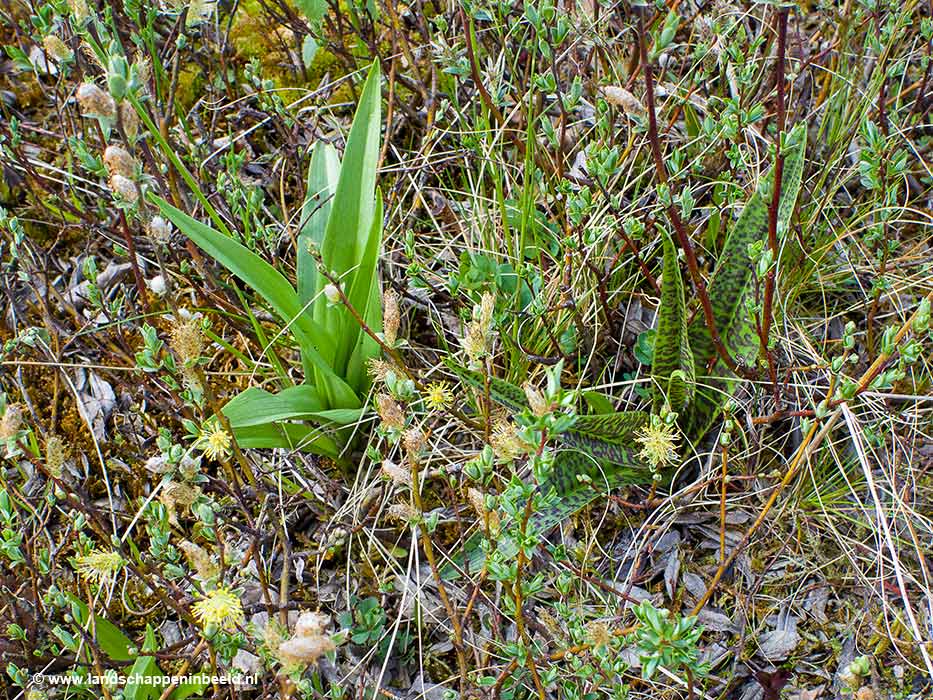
[74,548,124,585]
[192,586,244,631]
[635,420,680,470]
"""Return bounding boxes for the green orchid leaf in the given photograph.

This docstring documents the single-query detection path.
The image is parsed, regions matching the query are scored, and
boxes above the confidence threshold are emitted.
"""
[652,231,695,411]
[154,197,359,410]
[342,189,384,393]
[316,61,382,377]
[443,358,529,413]
[299,141,340,308]
[220,385,353,456]
[230,421,341,456]
[443,448,652,579]
[440,362,652,578]
[221,385,326,427]
[688,122,807,426]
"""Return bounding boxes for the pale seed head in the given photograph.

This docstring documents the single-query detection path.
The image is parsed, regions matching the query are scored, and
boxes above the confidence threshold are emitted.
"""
[382,289,400,347]
[367,358,393,383]
[586,621,614,649]
[103,145,136,178]
[277,611,335,667]
[386,502,418,523]
[120,102,140,139]
[523,383,549,417]
[376,394,405,431]
[170,316,204,365]
[45,435,68,478]
[462,292,497,362]
[42,35,73,63]
[147,216,172,244]
[108,173,138,203]
[600,86,646,117]
[465,486,499,531]
[179,540,219,580]
[76,82,116,119]
[0,404,23,440]
[68,0,91,23]
[490,420,527,462]
[402,427,425,457]
[380,459,412,488]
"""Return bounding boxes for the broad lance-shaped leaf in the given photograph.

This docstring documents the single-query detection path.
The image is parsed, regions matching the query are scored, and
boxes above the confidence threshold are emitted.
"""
[298,141,340,307]
[221,385,368,456]
[688,122,807,427]
[65,595,206,700]
[154,197,359,409]
[222,385,327,427]
[690,121,807,370]
[443,358,529,412]
[564,411,651,464]
[776,123,807,237]
[652,231,695,411]
[343,190,384,393]
[231,423,340,456]
[444,360,650,450]
[316,61,382,377]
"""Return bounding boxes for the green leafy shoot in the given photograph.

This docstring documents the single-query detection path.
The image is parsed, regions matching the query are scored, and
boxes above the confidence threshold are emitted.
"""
[155,61,383,457]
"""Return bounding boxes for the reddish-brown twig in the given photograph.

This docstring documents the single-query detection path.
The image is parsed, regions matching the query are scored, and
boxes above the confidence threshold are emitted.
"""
[760,6,789,406]
[636,8,745,377]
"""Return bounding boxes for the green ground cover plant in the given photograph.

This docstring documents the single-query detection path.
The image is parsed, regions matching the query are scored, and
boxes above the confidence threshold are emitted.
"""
[0,0,932,698]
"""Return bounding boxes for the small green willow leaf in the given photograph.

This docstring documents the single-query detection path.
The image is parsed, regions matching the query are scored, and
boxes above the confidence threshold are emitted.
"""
[582,390,615,414]
[652,232,695,411]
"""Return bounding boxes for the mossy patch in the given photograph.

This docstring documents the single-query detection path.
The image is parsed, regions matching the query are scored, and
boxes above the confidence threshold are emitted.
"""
[174,63,204,113]
[229,0,304,89]
[226,0,357,100]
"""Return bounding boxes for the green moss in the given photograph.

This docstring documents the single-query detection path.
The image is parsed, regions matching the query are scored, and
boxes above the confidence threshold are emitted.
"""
[229,0,304,89]
[174,64,204,113]
[228,0,269,63]
[227,0,359,98]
